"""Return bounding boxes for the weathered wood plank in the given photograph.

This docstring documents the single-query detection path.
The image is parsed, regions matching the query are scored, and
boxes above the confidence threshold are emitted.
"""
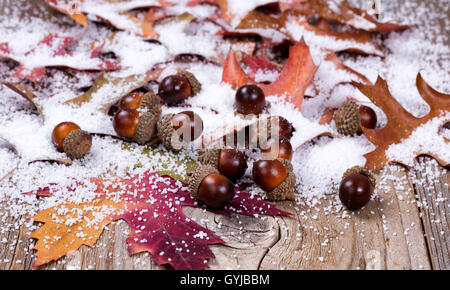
[0,164,437,270]
[258,165,431,270]
[412,157,449,270]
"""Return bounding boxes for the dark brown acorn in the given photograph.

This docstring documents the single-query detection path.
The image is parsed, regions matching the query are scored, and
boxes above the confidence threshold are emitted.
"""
[235,84,266,115]
[188,165,235,209]
[171,111,203,141]
[119,90,144,110]
[199,149,248,181]
[267,116,295,140]
[335,101,378,135]
[358,105,377,133]
[157,111,203,150]
[252,158,295,201]
[112,92,161,144]
[51,122,92,159]
[339,166,375,211]
[218,149,248,181]
[253,159,288,191]
[260,136,293,161]
[158,71,201,106]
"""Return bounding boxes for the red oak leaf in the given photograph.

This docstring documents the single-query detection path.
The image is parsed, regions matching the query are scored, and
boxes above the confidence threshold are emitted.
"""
[0,34,119,82]
[222,40,318,110]
[27,170,291,269]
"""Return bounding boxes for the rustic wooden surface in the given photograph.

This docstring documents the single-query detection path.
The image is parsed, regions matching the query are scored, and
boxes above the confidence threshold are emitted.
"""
[0,0,448,270]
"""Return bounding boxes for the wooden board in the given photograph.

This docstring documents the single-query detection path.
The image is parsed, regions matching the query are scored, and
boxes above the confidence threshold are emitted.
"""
[1,162,446,270]
[0,0,448,270]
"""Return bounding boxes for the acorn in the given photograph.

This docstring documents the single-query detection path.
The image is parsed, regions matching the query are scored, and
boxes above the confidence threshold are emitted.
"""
[267,116,295,140]
[334,100,360,135]
[235,84,266,115]
[112,91,161,144]
[158,70,201,106]
[260,136,293,161]
[358,105,377,133]
[52,122,92,159]
[334,101,377,135]
[188,164,235,209]
[157,111,203,150]
[252,158,295,201]
[199,149,248,181]
[339,166,376,211]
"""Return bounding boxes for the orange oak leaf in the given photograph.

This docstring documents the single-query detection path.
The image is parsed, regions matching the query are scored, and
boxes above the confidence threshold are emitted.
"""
[45,0,160,38]
[309,0,411,32]
[353,73,450,171]
[31,197,125,267]
[222,40,318,110]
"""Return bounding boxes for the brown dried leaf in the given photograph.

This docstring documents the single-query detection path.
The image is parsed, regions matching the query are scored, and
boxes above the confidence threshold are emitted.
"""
[353,73,450,170]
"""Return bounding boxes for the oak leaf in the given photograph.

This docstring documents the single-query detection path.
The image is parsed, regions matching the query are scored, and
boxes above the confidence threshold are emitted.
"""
[45,0,163,38]
[0,81,45,120]
[29,171,291,269]
[222,40,317,110]
[353,73,450,170]
[0,34,119,82]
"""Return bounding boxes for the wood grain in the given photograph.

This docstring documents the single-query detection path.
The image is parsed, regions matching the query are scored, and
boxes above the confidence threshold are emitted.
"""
[412,157,449,270]
[258,166,431,270]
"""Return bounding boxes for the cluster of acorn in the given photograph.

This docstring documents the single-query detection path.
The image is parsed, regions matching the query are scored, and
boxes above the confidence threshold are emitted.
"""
[188,84,297,209]
[50,70,376,212]
[334,100,378,210]
[51,71,204,160]
[112,70,203,150]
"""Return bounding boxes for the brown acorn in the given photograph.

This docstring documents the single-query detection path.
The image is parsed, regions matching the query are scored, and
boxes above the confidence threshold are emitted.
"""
[260,136,293,161]
[158,70,201,106]
[334,100,360,135]
[199,149,247,181]
[112,92,161,144]
[188,165,235,209]
[334,101,378,135]
[252,158,295,201]
[157,111,203,150]
[339,166,376,211]
[52,122,92,159]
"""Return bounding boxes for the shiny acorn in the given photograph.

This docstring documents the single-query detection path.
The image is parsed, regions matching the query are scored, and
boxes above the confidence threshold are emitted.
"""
[199,149,248,181]
[252,158,295,201]
[52,122,92,159]
[235,84,266,115]
[112,91,161,144]
[188,165,235,209]
[157,111,203,150]
[158,71,201,106]
[339,166,376,211]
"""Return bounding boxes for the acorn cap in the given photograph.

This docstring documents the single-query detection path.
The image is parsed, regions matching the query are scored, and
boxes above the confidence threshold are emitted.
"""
[139,91,162,118]
[342,166,376,187]
[198,149,221,168]
[188,164,219,199]
[334,100,360,135]
[266,158,295,201]
[179,70,201,97]
[157,113,190,151]
[63,129,92,159]
[132,112,158,145]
